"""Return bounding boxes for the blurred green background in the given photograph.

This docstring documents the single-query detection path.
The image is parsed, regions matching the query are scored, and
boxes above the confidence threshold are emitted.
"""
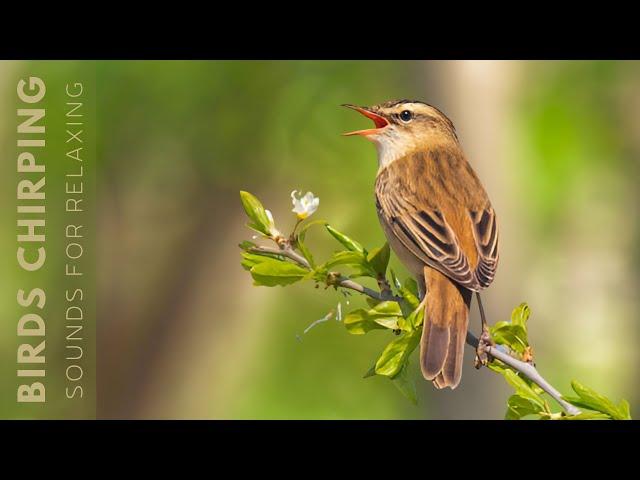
[0,60,638,419]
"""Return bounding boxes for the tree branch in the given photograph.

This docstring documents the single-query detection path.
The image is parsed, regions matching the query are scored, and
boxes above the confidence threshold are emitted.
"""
[465,332,581,416]
[249,242,580,417]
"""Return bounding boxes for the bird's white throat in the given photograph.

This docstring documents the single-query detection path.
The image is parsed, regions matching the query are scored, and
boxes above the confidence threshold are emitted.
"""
[373,130,415,168]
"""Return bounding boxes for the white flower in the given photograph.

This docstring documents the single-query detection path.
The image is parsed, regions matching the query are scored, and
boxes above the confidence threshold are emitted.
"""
[291,190,319,220]
[265,209,281,237]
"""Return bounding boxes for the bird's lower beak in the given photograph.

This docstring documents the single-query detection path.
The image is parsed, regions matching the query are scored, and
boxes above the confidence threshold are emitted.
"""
[341,104,389,137]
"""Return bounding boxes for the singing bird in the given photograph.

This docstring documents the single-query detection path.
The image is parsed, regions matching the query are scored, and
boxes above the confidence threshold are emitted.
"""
[343,100,499,390]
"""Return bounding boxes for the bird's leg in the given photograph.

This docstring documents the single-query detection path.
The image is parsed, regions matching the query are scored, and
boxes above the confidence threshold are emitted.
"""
[474,292,493,369]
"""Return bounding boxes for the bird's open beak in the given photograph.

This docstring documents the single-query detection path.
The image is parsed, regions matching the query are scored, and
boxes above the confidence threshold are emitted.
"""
[341,104,389,137]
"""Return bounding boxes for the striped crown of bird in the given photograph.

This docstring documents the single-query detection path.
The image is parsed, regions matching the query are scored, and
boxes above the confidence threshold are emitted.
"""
[343,99,499,390]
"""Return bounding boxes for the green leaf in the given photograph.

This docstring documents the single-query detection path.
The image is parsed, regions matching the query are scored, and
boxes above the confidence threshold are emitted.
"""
[241,252,280,271]
[343,309,387,334]
[568,381,629,420]
[238,240,257,251]
[486,359,508,375]
[511,303,531,329]
[489,321,510,333]
[325,224,365,254]
[505,394,543,420]
[391,365,418,405]
[375,329,421,378]
[371,301,402,316]
[365,297,381,309]
[562,412,611,420]
[487,360,548,396]
[390,269,402,290]
[373,317,400,330]
[491,324,528,353]
[363,364,377,378]
[325,250,369,270]
[399,278,420,310]
[403,278,419,297]
[370,302,403,329]
[502,369,546,412]
[242,251,308,286]
[296,230,315,268]
[294,219,327,268]
[239,191,271,235]
[250,260,308,287]
[409,305,424,329]
[561,396,607,413]
[297,219,328,237]
[343,306,401,335]
[321,250,376,278]
[345,268,375,279]
[241,252,261,271]
[398,304,424,332]
[367,243,390,275]
[618,399,632,420]
[488,303,531,355]
[521,375,545,396]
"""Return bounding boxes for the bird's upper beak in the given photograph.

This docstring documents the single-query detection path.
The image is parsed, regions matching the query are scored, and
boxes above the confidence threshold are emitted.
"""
[341,104,389,137]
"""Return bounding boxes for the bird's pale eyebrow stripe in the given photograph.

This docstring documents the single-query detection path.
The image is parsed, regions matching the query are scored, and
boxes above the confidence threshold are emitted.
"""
[415,113,437,122]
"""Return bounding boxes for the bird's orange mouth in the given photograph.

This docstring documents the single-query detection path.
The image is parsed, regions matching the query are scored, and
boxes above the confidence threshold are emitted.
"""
[341,104,389,136]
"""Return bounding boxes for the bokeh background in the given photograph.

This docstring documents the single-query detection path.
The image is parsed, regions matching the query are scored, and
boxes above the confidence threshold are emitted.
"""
[1,60,638,419]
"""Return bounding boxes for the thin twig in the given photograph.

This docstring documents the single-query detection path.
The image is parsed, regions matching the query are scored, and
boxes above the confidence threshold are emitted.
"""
[249,245,401,302]
[249,242,580,416]
[250,245,310,268]
[338,278,400,302]
[303,311,334,335]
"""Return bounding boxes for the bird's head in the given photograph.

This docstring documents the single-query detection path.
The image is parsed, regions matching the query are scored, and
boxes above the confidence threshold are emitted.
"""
[342,99,458,166]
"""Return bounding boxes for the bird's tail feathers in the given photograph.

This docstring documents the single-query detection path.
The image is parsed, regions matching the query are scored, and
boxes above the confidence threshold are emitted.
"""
[420,267,472,389]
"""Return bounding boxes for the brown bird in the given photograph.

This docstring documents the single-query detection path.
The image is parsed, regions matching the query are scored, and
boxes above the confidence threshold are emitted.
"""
[343,99,499,389]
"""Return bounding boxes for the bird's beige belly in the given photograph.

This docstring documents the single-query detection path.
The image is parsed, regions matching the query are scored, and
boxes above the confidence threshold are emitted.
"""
[378,213,425,277]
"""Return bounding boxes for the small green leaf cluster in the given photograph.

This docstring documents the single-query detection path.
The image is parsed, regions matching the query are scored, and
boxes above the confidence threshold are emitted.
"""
[487,304,631,420]
[353,276,424,405]
[238,190,632,418]
[238,190,390,291]
[238,191,423,404]
[490,303,531,357]
[562,381,631,420]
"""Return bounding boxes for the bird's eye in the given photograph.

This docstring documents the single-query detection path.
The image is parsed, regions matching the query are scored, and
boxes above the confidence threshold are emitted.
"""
[399,110,412,122]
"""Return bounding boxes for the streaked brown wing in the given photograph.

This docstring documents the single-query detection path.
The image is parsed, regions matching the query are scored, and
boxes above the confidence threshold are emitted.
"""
[375,188,480,291]
[469,208,499,288]
[375,149,499,291]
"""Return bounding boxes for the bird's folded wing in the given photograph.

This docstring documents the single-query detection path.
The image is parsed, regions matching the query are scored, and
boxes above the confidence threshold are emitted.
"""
[376,191,480,291]
[469,208,499,289]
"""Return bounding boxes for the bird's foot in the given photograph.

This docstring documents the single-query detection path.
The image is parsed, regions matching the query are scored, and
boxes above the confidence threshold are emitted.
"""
[474,328,494,369]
